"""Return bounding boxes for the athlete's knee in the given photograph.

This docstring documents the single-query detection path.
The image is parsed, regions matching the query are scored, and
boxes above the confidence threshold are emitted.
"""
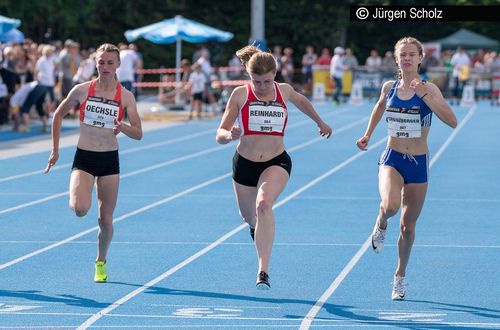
[70,202,89,217]
[98,216,113,227]
[256,197,272,217]
[239,211,255,224]
[400,222,416,239]
[380,201,399,218]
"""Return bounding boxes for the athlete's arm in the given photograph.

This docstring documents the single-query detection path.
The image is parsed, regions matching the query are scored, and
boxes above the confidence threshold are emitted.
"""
[412,80,457,129]
[356,80,393,150]
[216,86,244,144]
[116,90,142,140]
[282,83,332,138]
[44,83,87,173]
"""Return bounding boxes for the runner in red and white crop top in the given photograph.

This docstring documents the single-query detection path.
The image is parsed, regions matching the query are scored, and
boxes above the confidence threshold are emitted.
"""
[238,82,288,136]
[79,79,124,129]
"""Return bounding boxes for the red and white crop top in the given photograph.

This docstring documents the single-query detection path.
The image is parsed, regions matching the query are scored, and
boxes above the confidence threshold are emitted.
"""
[237,82,288,136]
[79,80,123,129]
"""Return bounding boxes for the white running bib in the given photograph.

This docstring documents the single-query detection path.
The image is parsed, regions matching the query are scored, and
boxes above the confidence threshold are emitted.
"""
[82,96,119,129]
[248,101,286,133]
[386,107,421,138]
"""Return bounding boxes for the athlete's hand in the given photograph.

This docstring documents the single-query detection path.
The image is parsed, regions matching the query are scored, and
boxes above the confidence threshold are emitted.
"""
[44,151,59,173]
[318,122,332,138]
[230,125,242,140]
[410,78,428,98]
[356,135,370,151]
[113,118,122,135]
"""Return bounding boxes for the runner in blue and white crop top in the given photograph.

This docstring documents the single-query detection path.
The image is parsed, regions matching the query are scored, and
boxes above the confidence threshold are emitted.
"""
[385,80,432,139]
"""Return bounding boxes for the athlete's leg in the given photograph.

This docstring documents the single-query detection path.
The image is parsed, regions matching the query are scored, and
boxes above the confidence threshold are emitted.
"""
[95,174,119,262]
[395,182,427,277]
[254,166,289,274]
[233,181,258,228]
[69,170,95,217]
[377,166,404,230]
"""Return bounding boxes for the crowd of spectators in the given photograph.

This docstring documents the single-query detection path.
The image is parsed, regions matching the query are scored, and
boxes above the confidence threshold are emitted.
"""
[0,38,143,132]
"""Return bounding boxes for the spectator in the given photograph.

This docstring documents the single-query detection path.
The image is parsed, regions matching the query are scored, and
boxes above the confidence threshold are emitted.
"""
[272,45,283,81]
[365,49,382,71]
[59,39,80,98]
[188,63,207,119]
[228,54,242,80]
[316,48,332,66]
[73,49,96,84]
[330,46,346,105]
[129,43,143,99]
[301,45,317,93]
[281,47,294,84]
[382,51,398,72]
[35,44,57,113]
[158,74,176,104]
[116,43,137,93]
[10,81,49,133]
[450,46,471,104]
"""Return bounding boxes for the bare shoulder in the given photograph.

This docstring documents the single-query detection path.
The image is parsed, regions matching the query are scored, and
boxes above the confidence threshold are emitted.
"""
[425,81,441,92]
[121,85,136,103]
[277,82,294,94]
[68,81,91,101]
[381,80,395,94]
[230,85,248,102]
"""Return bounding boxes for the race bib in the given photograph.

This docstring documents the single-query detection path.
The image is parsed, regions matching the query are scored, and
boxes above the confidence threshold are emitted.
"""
[82,96,119,129]
[386,107,421,138]
[248,101,286,133]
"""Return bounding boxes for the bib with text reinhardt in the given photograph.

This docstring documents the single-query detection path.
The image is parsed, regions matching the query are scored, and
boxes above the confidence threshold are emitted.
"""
[248,100,286,134]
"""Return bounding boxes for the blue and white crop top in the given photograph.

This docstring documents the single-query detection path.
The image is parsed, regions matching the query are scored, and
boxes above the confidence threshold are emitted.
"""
[385,80,432,138]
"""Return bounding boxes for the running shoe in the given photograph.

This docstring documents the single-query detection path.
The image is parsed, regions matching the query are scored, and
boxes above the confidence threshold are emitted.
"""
[94,261,108,283]
[256,271,270,290]
[371,223,386,253]
[392,275,406,300]
[18,125,31,133]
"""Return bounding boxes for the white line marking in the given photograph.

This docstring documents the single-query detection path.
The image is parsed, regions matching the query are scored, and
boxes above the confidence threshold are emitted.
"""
[76,137,387,329]
[0,108,346,184]
[0,110,355,215]
[0,128,216,183]
[299,105,476,329]
[0,115,367,270]
[1,240,499,249]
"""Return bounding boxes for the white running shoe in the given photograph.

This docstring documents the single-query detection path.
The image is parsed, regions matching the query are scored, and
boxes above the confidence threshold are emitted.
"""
[371,224,386,253]
[392,275,406,300]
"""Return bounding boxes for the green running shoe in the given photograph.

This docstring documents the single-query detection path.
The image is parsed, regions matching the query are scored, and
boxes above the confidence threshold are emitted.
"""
[94,261,108,282]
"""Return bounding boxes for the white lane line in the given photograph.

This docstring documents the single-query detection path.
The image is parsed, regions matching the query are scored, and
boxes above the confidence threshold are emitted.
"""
[0,110,354,215]
[0,128,215,183]
[0,106,347,184]
[0,173,229,271]
[76,137,387,329]
[0,115,368,270]
[1,240,499,249]
[299,105,476,329]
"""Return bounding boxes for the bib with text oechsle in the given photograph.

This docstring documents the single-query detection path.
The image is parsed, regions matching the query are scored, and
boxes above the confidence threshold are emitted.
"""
[248,100,286,134]
[82,96,120,129]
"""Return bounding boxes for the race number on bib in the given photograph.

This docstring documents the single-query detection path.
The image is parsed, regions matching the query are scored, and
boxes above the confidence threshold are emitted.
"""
[248,101,286,133]
[386,107,421,138]
[82,96,119,129]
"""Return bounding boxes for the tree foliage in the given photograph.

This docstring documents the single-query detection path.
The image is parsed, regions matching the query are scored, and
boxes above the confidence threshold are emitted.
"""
[0,0,498,69]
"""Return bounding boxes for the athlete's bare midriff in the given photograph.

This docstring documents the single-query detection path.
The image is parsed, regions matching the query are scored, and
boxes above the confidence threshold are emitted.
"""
[387,126,430,155]
[78,123,118,151]
[237,135,285,161]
